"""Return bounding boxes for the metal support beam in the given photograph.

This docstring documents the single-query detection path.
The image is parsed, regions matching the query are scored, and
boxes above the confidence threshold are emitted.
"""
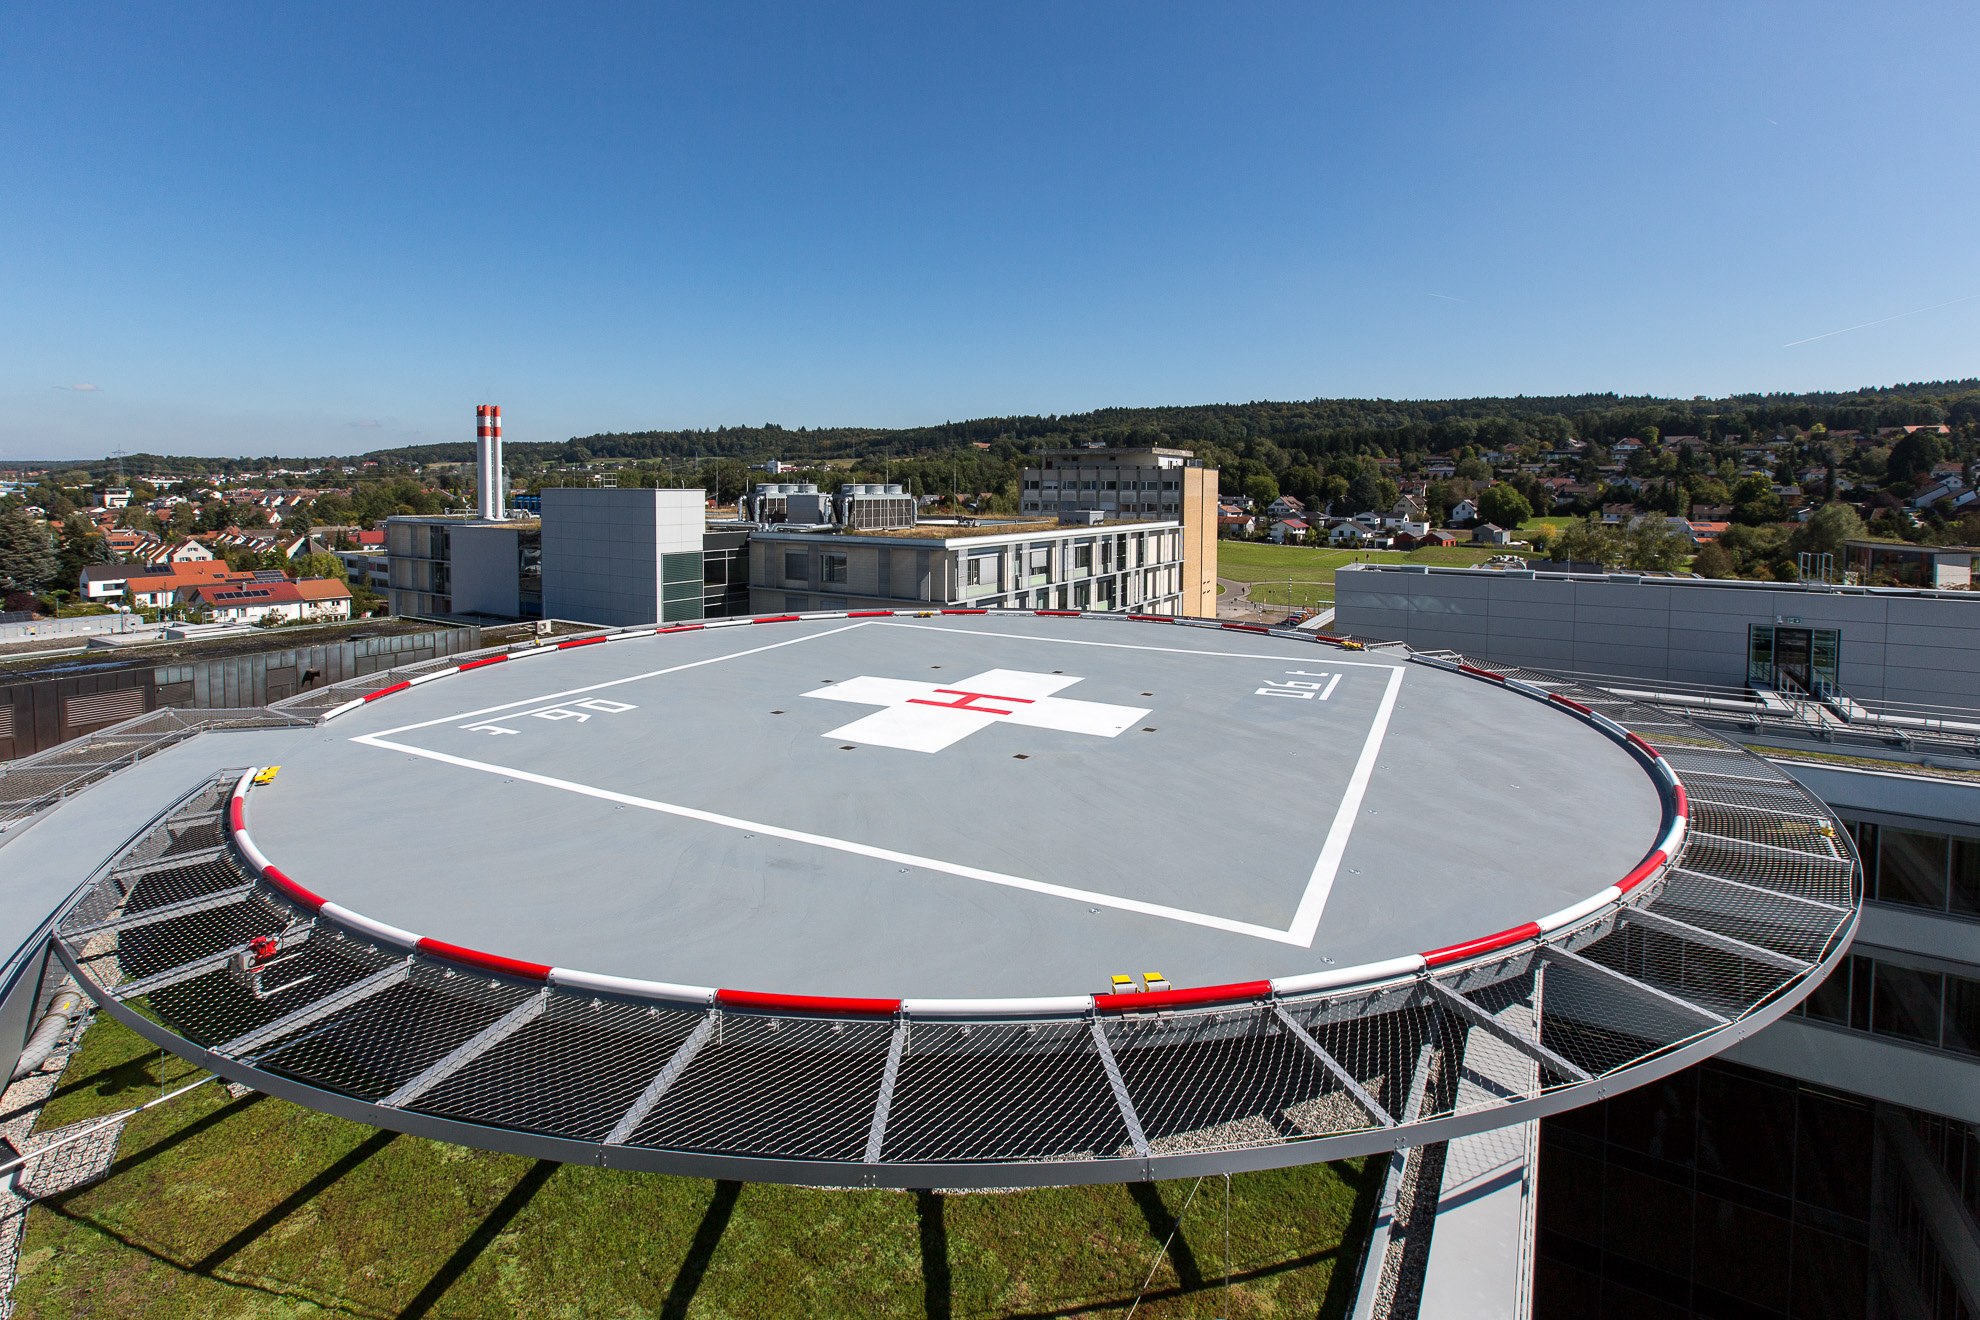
[1670,866,1851,914]
[381,989,549,1110]
[605,1013,718,1147]
[67,883,257,938]
[217,957,410,1058]
[1622,904,1811,973]
[1541,944,1728,1027]
[1686,827,1852,865]
[1089,1018,1149,1159]
[1271,1003,1395,1127]
[1424,977,1592,1084]
[109,846,232,882]
[864,1018,909,1163]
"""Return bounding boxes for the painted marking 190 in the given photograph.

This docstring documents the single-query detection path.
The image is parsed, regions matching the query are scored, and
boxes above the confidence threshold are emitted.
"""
[462,698,637,736]
[1255,670,1341,701]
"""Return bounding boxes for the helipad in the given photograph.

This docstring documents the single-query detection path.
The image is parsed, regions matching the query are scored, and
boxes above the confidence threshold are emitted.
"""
[45,608,1858,1186]
[250,614,1660,999]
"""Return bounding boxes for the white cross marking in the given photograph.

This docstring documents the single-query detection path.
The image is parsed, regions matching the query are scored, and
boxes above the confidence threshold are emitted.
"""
[802,668,1152,753]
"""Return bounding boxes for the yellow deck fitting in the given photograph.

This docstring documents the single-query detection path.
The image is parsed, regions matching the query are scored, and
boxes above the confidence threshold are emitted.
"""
[252,766,281,785]
[1143,973,1170,992]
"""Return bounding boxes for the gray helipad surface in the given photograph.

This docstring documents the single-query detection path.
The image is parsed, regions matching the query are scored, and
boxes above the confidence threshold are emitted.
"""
[244,615,1662,999]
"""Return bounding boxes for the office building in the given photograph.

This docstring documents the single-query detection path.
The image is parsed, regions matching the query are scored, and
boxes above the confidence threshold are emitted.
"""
[746,518,1189,614]
[1018,445,1219,616]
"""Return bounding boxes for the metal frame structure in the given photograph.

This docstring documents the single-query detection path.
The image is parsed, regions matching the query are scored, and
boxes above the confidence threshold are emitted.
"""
[38,611,1857,1188]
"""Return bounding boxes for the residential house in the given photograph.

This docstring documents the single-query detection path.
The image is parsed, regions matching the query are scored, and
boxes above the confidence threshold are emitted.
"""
[184,577,352,624]
[1599,503,1641,526]
[1266,495,1307,520]
[79,560,253,606]
[1690,504,1732,522]
[1415,528,1460,548]
[1471,523,1514,546]
[1269,519,1311,545]
[1448,498,1479,524]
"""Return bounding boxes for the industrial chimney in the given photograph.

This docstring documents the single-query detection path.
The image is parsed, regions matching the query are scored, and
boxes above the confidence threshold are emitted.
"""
[475,404,504,519]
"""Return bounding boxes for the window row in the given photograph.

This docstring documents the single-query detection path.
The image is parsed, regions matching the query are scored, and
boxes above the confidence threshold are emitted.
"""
[1794,951,1980,1058]
[1848,821,1980,917]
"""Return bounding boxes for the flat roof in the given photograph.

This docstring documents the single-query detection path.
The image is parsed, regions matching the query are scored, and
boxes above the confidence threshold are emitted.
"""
[244,615,1662,1001]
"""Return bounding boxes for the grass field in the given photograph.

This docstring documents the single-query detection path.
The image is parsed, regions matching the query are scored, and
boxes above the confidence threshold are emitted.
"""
[1217,541,1502,612]
[13,1013,1379,1319]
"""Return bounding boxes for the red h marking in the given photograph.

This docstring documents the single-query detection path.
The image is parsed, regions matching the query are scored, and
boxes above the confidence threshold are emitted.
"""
[907,688,1035,716]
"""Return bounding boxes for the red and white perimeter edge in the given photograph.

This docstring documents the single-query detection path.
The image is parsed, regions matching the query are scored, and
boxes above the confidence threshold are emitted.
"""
[231,611,1686,1018]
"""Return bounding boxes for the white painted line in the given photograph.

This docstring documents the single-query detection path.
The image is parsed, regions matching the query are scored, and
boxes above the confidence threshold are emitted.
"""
[349,733,1317,945]
[1284,663,1406,947]
[363,622,877,739]
[874,620,1402,669]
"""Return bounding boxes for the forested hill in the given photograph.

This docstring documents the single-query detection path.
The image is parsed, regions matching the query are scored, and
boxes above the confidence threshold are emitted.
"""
[376,380,1980,467]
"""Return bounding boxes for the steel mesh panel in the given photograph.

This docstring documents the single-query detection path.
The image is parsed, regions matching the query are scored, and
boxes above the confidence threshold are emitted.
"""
[1654,873,1849,964]
[1684,802,1841,858]
[1682,772,1837,814]
[414,997,709,1142]
[625,1012,894,1161]
[1579,918,1795,1021]
[880,1020,1130,1163]
[112,855,249,913]
[1676,833,1853,900]
[260,964,536,1101]
[1106,1004,1375,1151]
[144,930,401,1051]
[104,900,287,983]
[1289,992,1443,1120]
[1656,745,1785,779]
[1534,956,1715,1073]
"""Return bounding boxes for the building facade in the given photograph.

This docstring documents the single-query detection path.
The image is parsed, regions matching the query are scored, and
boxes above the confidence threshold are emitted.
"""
[746,519,1189,615]
[1018,446,1218,617]
[1335,563,1980,709]
[539,487,707,627]
[1331,563,1980,1319]
[384,516,543,620]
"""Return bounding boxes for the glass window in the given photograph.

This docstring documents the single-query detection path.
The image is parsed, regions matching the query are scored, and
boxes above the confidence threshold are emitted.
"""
[783,551,808,582]
[1878,830,1950,910]
[1871,962,1943,1047]
[1952,839,1980,916]
[1074,544,1093,570]
[821,552,847,585]
[1802,958,1852,1025]
[1946,975,1980,1059]
[966,558,983,586]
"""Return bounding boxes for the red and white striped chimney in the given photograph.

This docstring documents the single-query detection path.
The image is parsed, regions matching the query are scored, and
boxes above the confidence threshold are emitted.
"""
[476,404,504,519]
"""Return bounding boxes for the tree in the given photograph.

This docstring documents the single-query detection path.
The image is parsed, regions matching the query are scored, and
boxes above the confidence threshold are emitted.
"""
[1623,521,1690,572]
[1243,473,1280,509]
[1731,476,1784,526]
[0,512,59,595]
[1690,542,1734,578]
[1886,430,1948,487]
[1476,484,1533,528]
[1789,502,1865,562]
[1551,517,1623,568]
[291,552,349,582]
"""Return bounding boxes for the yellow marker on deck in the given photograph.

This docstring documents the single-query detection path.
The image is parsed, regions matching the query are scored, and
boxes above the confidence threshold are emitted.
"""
[252,766,280,785]
[1143,972,1170,992]
[1110,974,1136,994]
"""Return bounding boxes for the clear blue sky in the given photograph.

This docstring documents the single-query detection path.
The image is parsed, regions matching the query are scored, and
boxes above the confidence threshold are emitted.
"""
[3,2,1975,460]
